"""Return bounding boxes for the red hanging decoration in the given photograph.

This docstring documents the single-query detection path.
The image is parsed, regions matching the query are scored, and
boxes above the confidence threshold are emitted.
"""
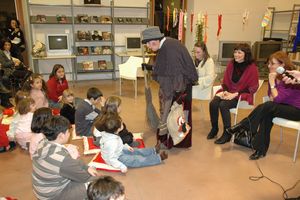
[217,14,222,38]
[166,6,170,31]
[190,12,194,33]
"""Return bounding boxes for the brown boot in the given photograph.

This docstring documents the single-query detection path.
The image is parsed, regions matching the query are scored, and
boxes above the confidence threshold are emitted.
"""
[159,151,168,161]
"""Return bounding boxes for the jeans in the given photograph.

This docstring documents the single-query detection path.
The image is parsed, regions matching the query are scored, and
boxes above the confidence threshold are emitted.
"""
[118,148,161,168]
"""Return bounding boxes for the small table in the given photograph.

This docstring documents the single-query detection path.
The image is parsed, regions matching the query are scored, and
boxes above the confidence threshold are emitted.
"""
[32,55,76,81]
[116,51,155,63]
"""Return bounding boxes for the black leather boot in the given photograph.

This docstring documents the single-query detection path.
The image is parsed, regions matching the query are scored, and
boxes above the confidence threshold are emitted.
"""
[215,131,232,144]
[207,127,219,139]
[249,150,266,160]
[226,122,248,135]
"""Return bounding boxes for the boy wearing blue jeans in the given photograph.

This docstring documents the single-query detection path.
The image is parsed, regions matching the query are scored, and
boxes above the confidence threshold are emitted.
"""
[95,114,168,173]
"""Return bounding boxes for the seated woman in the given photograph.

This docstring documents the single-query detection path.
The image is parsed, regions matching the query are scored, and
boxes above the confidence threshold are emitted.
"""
[0,39,31,91]
[6,18,25,61]
[208,43,259,144]
[193,41,215,90]
[227,51,300,160]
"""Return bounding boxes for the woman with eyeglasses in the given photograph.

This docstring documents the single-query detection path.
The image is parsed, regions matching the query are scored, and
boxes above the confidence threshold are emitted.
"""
[227,51,300,160]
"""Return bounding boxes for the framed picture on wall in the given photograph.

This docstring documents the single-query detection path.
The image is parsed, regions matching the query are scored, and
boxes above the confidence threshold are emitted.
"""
[84,0,101,5]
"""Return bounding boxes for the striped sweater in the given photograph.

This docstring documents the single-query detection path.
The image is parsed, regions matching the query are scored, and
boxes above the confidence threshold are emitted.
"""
[32,139,93,200]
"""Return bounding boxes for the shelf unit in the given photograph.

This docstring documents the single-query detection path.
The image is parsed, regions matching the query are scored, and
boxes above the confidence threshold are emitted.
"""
[26,0,150,81]
[263,4,300,52]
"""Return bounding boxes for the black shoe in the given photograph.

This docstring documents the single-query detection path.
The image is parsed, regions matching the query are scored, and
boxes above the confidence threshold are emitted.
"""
[207,128,219,139]
[214,131,232,144]
[249,150,266,160]
[227,123,247,135]
[0,146,6,153]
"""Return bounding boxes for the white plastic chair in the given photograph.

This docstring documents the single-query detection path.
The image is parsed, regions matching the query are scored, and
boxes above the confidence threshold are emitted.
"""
[263,96,300,162]
[118,56,149,99]
[230,80,264,125]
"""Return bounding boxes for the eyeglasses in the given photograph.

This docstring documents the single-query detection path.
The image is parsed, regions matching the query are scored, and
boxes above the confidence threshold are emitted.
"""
[268,62,281,66]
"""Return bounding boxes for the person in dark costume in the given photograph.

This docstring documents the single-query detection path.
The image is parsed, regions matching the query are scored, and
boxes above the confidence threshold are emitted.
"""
[141,26,198,149]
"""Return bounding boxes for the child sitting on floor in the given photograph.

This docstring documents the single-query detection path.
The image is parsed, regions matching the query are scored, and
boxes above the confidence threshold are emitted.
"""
[32,115,99,200]
[93,96,139,147]
[87,176,125,200]
[15,97,36,150]
[94,113,168,173]
[60,89,76,124]
[22,73,48,109]
[75,87,105,136]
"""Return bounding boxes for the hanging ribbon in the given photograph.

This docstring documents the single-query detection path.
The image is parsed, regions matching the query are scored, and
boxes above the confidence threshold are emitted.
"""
[204,13,208,43]
[242,10,249,25]
[178,10,184,41]
[261,8,272,27]
[166,6,170,31]
[173,8,178,28]
[217,14,222,38]
[190,12,194,33]
[183,10,187,29]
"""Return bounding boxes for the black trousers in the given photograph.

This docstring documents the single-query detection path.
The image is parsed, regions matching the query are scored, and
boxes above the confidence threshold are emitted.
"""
[209,96,238,130]
[240,101,300,153]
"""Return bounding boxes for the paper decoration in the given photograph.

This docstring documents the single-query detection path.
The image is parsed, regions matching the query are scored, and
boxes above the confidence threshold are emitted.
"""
[184,10,187,29]
[166,6,170,31]
[261,8,272,27]
[195,12,203,43]
[178,10,184,41]
[293,13,300,52]
[190,12,194,32]
[203,13,208,43]
[217,14,222,38]
[242,10,249,25]
[173,8,178,27]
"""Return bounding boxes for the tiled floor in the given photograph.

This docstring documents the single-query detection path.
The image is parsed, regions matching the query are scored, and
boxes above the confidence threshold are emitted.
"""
[0,79,300,200]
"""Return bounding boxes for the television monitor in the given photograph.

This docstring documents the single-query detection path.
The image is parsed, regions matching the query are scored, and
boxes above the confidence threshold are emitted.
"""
[218,41,251,64]
[125,37,141,52]
[46,34,71,56]
[252,41,282,62]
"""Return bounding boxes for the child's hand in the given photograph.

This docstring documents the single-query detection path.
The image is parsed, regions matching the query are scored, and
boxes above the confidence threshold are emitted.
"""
[88,166,99,176]
[58,95,63,102]
[128,146,134,152]
[65,144,80,159]
[121,167,128,173]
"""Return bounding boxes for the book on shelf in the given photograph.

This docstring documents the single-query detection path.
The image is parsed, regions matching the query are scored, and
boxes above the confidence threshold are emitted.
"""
[77,30,92,40]
[100,16,112,23]
[82,61,94,70]
[77,46,89,55]
[92,30,102,40]
[102,32,111,40]
[77,14,89,23]
[36,15,46,23]
[90,16,99,23]
[102,46,112,54]
[56,15,67,23]
[84,0,101,4]
[90,46,102,54]
[98,60,107,70]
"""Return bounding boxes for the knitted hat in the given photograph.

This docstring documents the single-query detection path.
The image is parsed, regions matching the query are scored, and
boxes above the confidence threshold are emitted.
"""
[141,26,164,44]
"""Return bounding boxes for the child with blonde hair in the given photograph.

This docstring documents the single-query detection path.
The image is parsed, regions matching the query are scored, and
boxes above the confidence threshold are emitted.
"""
[23,73,48,109]
[60,89,76,124]
[15,97,36,149]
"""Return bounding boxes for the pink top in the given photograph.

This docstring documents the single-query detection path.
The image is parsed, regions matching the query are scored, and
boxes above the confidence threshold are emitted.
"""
[15,112,34,150]
[30,89,49,109]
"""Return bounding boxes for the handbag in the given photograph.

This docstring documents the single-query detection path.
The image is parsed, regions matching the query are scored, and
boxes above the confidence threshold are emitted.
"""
[233,117,256,148]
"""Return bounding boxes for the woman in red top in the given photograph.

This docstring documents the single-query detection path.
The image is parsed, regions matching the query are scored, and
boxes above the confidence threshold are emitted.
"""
[208,43,259,144]
[47,64,69,108]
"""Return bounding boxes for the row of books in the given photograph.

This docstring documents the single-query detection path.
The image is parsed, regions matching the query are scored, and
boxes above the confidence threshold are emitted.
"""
[77,46,112,55]
[35,15,112,24]
[77,30,111,41]
[81,60,111,71]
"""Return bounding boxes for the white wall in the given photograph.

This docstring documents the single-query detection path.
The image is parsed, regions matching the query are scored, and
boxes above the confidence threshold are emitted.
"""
[185,0,269,59]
